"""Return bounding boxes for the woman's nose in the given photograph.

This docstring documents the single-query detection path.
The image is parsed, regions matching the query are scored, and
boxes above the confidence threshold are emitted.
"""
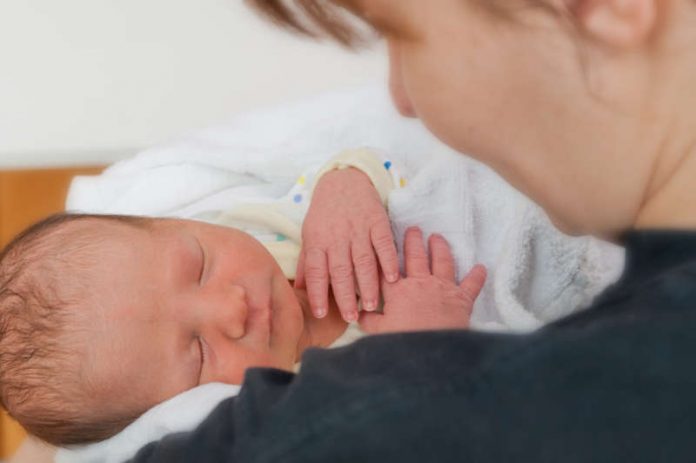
[388,41,417,118]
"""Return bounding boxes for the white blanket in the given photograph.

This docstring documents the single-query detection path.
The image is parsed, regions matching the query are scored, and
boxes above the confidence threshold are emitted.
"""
[59,84,624,463]
[56,384,239,463]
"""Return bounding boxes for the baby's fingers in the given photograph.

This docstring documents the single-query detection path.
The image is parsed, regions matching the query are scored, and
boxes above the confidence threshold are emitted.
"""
[328,245,359,322]
[304,247,330,318]
[459,264,487,303]
[429,234,456,281]
[371,220,399,283]
[404,227,430,277]
[352,240,380,312]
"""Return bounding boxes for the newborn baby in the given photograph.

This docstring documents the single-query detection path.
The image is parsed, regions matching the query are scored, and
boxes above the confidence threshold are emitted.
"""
[0,146,621,449]
[0,213,483,447]
[0,147,428,447]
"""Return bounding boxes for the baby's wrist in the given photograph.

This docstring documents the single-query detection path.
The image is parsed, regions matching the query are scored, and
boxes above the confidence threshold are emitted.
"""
[312,148,402,206]
[317,166,372,187]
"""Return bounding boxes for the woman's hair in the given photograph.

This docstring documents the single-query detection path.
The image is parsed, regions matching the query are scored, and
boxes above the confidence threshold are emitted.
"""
[0,213,149,445]
[245,0,556,46]
[245,0,366,46]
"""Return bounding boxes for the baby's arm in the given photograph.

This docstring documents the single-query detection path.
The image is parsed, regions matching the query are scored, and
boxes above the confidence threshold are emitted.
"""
[297,148,403,323]
[359,228,487,335]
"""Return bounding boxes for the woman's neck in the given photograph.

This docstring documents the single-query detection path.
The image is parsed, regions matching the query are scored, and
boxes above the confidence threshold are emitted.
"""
[635,140,696,230]
[293,286,348,360]
[634,25,696,231]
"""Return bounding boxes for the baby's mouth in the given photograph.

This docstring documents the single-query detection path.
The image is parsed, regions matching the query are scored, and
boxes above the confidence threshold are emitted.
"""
[248,295,273,344]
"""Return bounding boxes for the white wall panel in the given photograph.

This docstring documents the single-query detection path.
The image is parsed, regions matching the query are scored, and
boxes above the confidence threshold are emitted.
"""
[0,0,384,167]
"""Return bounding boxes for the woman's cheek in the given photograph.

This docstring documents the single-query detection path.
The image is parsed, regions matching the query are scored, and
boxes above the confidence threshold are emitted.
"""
[388,42,417,118]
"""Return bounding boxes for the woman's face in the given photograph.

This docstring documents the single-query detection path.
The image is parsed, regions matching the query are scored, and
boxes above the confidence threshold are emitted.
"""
[352,0,657,236]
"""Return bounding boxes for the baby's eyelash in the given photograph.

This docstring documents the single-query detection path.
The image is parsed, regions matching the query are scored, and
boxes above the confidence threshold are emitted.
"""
[197,238,206,284]
[197,336,208,380]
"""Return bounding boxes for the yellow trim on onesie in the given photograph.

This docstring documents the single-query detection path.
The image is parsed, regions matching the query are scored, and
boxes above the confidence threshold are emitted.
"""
[312,148,397,207]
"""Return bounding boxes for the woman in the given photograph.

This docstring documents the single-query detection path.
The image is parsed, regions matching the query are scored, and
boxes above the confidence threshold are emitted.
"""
[123,0,692,460]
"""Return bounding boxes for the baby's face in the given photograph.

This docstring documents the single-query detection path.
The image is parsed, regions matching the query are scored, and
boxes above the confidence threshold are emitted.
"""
[77,218,304,412]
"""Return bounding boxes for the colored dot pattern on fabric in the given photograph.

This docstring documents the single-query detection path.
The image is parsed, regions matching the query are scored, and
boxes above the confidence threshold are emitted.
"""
[384,161,392,170]
[297,175,306,185]
[276,234,287,242]
[293,194,303,203]
[400,178,407,187]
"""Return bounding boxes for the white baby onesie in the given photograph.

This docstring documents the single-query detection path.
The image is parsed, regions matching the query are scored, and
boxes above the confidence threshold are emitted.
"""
[195,147,405,279]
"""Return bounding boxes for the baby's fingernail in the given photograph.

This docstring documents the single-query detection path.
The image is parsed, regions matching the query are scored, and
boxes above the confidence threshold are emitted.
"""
[364,300,377,312]
[386,273,399,283]
[344,311,358,322]
[315,307,327,318]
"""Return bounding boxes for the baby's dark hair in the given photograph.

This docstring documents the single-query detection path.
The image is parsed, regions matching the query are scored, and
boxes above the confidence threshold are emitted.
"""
[0,212,150,445]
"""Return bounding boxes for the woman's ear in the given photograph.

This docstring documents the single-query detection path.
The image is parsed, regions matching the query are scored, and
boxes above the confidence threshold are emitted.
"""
[571,0,657,48]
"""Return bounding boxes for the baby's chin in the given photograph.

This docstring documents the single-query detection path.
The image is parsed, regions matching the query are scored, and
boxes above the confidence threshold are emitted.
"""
[289,284,350,351]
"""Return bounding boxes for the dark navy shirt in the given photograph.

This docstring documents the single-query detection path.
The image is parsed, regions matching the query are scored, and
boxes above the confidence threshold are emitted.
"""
[130,231,696,463]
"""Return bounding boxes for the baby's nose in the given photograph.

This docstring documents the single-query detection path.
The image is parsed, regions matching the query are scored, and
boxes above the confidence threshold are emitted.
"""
[222,284,248,340]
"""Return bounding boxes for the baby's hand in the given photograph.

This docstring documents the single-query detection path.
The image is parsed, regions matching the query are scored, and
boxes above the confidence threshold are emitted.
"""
[297,167,399,322]
[359,228,487,334]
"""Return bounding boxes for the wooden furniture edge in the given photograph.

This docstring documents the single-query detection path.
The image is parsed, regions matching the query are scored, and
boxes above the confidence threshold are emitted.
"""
[0,165,104,459]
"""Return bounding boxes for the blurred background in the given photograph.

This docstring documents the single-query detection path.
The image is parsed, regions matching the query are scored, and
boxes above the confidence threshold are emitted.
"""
[0,0,384,167]
[0,0,383,459]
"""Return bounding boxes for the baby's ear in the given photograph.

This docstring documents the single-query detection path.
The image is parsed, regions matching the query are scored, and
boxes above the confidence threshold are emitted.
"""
[570,0,657,48]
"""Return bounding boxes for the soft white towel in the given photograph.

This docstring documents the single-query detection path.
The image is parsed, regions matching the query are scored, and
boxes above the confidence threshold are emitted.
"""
[387,152,624,330]
[55,383,239,463]
[66,86,434,219]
